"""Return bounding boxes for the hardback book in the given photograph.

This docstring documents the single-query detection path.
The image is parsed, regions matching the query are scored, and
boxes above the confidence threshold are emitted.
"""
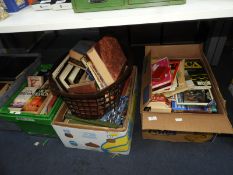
[52,54,70,91]
[8,87,38,112]
[58,63,74,90]
[68,80,97,94]
[152,57,172,92]
[87,36,127,86]
[72,55,105,89]
[67,66,81,85]
[69,40,95,61]
[185,59,211,89]
[22,81,52,114]
[72,69,85,84]
[82,57,107,90]
[176,89,214,106]
[27,76,44,88]
[68,57,85,69]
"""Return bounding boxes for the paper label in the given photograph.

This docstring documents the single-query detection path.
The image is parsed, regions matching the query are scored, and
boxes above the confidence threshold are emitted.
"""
[148,116,157,121]
[175,118,183,122]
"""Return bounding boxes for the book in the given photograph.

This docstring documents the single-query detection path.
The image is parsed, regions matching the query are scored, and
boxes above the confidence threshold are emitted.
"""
[67,67,80,85]
[152,57,172,92]
[46,95,58,114]
[169,60,180,83]
[82,57,107,90]
[39,94,54,115]
[58,63,74,90]
[87,36,127,86]
[69,40,95,61]
[68,80,97,94]
[8,87,38,112]
[27,76,44,88]
[145,94,171,113]
[185,59,211,89]
[171,100,217,113]
[52,54,70,91]
[163,59,194,97]
[22,81,52,114]
[176,89,214,106]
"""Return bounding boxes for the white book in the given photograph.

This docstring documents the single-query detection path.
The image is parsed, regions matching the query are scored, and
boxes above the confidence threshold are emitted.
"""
[52,55,70,90]
[68,67,80,85]
[59,64,73,90]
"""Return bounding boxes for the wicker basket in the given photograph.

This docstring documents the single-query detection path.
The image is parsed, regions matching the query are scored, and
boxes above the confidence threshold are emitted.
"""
[49,62,132,120]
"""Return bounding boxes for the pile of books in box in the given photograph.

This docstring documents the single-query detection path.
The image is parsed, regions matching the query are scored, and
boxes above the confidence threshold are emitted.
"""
[145,57,217,114]
[8,65,57,115]
[52,36,130,128]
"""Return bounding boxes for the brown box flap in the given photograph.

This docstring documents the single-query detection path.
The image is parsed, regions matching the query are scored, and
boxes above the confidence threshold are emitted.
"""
[142,112,233,134]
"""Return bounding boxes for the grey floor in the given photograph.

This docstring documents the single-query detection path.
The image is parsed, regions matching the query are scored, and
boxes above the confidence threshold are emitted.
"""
[0,31,233,175]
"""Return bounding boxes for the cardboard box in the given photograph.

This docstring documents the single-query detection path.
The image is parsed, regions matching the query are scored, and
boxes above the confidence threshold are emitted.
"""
[52,67,137,155]
[141,44,233,142]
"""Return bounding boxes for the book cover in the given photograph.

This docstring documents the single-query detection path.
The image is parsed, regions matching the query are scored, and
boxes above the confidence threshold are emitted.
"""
[67,67,81,85]
[22,81,51,114]
[87,36,127,86]
[185,59,211,89]
[169,60,180,83]
[176,89,214,106]
[69,40,95,61]
[58,63,74,90]
[52,54,70,91]
[152,57,172,90]
[68,80,97,94]
[27,76,44,88]
[171,100,217,113]
[145,94,171,113]
[9,87,38,112]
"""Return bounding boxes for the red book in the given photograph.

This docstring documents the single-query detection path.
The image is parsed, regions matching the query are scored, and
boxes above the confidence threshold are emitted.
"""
[152,57,172,89]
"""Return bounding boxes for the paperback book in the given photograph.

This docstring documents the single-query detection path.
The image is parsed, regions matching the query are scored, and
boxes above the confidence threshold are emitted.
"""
[176,89,214,106]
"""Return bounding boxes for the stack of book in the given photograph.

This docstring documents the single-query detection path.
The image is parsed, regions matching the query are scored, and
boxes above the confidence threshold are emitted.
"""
[61,67,136,128]
[146,57,217,114]
[8,68,58,115]
[52,36,127,94]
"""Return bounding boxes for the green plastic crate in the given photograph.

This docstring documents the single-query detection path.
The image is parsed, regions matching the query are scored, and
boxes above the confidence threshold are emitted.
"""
[0,65,63,137]
[72,0,186,13]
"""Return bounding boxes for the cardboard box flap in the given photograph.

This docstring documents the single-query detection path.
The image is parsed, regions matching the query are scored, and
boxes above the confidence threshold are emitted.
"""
[142,112,233,134]
[146,44,202,59]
